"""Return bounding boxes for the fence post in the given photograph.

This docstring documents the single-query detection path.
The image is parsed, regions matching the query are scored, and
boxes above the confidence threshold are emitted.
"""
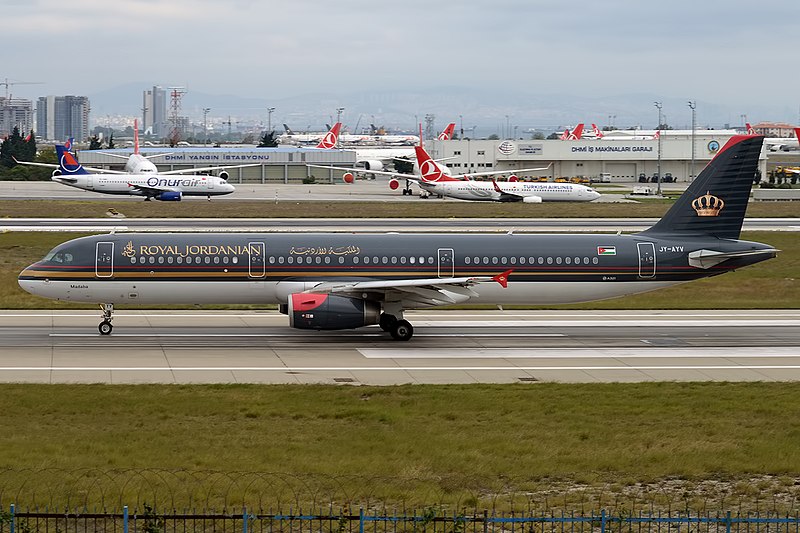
[601,509,606,533]
[243,507,248,533]
[483,510,488,533]
[123,506,129,533]
[726,511,732,533]
[359,508,364,533]
[9,504,14,533]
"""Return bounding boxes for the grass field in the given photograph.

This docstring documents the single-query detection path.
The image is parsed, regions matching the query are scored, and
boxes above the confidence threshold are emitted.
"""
[1,199,799,218]
[1,383,800,512]
[1,231,797,309]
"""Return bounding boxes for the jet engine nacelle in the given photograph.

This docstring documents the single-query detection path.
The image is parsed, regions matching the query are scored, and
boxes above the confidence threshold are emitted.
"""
[218,170,229,181]
[508,175,518,182]
[155,191,183,201]
[388,178,400,190]
[522,195,543,203]
[287,293,380,330]
[343,172,355,184]
[361,160,384,171]
[52,169,62,177]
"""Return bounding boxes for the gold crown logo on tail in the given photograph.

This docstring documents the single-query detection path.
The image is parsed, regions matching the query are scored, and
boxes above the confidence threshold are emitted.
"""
[691,191,724,217]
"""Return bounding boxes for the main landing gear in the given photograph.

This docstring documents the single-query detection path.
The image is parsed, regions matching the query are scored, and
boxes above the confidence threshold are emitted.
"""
[401,179,413,196]
[98,303,114,335]
[379,313,414,341]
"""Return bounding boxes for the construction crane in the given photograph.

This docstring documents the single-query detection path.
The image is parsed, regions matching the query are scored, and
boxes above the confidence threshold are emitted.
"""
[1,78,44,100]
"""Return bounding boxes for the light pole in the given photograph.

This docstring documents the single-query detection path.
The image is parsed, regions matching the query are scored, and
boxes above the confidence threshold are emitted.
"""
[505,115,510,139]
[335,107,345,148]
[267,107,275,133]
[202,107,210,147]
[688,100,696,182]
[654,101,663,195]
[513,125,518,139]
[459,114,463,139]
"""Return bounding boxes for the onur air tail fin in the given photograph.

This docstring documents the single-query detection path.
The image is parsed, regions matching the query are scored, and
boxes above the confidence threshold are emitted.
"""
[55,144,89,174]
[134,119,140,155]
[315,122,342,149]
[591,124,604,138]
[64,137,75,152]
[437,123,456,140]
[641,135,764,240]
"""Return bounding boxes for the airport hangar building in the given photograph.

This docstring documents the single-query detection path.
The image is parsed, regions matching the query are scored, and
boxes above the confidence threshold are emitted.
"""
[425,130,767,182]
[75,131,766,183]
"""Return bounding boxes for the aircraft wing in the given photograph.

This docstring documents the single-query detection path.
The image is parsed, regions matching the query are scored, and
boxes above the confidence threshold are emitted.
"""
[306,164,411,179]
[12,158,128,174]
[158,163,261,175]
[126,183,180,196]
[306,270,512,307]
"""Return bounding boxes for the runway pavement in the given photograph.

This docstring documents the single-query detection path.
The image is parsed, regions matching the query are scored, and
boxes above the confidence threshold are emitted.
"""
[0,309,798,384]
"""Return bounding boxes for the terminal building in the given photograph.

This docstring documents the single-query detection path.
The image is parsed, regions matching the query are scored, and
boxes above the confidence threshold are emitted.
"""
[75,146,357,183]
[426,130,766,183]
[74,130,767,184]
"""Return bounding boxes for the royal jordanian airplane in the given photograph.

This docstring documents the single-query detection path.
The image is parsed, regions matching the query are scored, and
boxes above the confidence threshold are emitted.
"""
[18,135,775,340]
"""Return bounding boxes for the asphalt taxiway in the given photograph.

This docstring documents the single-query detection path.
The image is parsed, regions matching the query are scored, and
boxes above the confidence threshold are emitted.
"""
[0,309,798,384]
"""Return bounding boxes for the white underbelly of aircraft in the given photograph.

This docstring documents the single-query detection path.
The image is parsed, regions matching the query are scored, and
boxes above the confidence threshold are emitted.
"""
[19,279,684,306]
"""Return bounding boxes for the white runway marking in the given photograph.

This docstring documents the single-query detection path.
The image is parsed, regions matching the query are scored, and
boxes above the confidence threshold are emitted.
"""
[358,347,800,359]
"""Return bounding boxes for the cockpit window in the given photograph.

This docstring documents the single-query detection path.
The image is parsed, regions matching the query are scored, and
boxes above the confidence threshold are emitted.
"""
[43,248,76,264]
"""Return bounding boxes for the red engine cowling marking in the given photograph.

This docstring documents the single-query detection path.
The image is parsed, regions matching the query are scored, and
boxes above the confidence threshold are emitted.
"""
[389,179,400,190]
[291,293,328,312]
[508,175,518,182]
[343,172,355,184]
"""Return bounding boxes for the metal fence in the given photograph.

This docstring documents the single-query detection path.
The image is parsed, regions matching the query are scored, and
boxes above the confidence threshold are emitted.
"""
[3,506,800,533]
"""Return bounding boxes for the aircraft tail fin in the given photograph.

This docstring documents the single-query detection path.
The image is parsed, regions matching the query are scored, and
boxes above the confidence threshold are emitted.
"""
[794,127,800,141]
[746,123,757,135]
[653,130,661,140]
[134,119,140,155]
[641,135,763,240]
[283,124,294,135]
[591,124,604,139]
[316,122,342,149]
[64,137,75,152]
[55,144,89,175]
[437,123,456,140]
[569,123,584,140]
[559,128,570,141]
[414,144,457,183]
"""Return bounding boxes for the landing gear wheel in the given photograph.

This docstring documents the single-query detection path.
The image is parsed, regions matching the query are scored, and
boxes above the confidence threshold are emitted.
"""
[98,321,113,335]
[379,313,397,332]
[390,320,414,341]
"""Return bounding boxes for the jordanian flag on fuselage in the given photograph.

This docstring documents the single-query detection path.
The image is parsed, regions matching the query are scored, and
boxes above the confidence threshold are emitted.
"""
[597,246,616,255]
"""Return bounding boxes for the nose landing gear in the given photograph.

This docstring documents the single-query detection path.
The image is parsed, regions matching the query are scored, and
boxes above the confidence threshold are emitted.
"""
[98,303,114,335]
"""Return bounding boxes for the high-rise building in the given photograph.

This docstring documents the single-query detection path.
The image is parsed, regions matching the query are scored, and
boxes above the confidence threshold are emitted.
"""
[142,86,167,136]
[0,97,34,137]
[35,95,90,141]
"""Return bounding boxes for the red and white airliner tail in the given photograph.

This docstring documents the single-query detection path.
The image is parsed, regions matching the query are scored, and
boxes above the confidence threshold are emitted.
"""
[746,123,757,136]
[794,128,800,141]
[316,122,342,149]
[560,123,585,140]
[653,130,661,140]
[591,124,604,139]
[437,123,456,140]
[414,145,459,183]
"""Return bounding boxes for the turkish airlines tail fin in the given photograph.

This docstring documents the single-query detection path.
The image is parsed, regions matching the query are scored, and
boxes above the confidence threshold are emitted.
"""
[591,124,604,139]
[746,123,757,135]
[414,144,457,183]
[559,128,570,141]
[569,123,584,140]
[642,135,764,240]
[315,122,342,149]
[437,123,456,140]
[652,130,661,140]
[794,128,800,140]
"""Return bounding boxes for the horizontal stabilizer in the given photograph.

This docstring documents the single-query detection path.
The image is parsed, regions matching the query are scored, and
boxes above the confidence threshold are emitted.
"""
[688,248,779,269]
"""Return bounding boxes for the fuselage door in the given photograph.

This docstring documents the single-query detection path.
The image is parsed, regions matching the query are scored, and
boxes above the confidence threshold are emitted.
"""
[248,241,265,278]
[207,176,214,190]
[637,242,656,279]
[86,174,93,189]
[95,241,114,278]
[438,248,454,278]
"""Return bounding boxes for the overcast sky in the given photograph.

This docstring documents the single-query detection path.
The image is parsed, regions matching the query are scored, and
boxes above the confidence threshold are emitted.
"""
[4,0,798,124]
